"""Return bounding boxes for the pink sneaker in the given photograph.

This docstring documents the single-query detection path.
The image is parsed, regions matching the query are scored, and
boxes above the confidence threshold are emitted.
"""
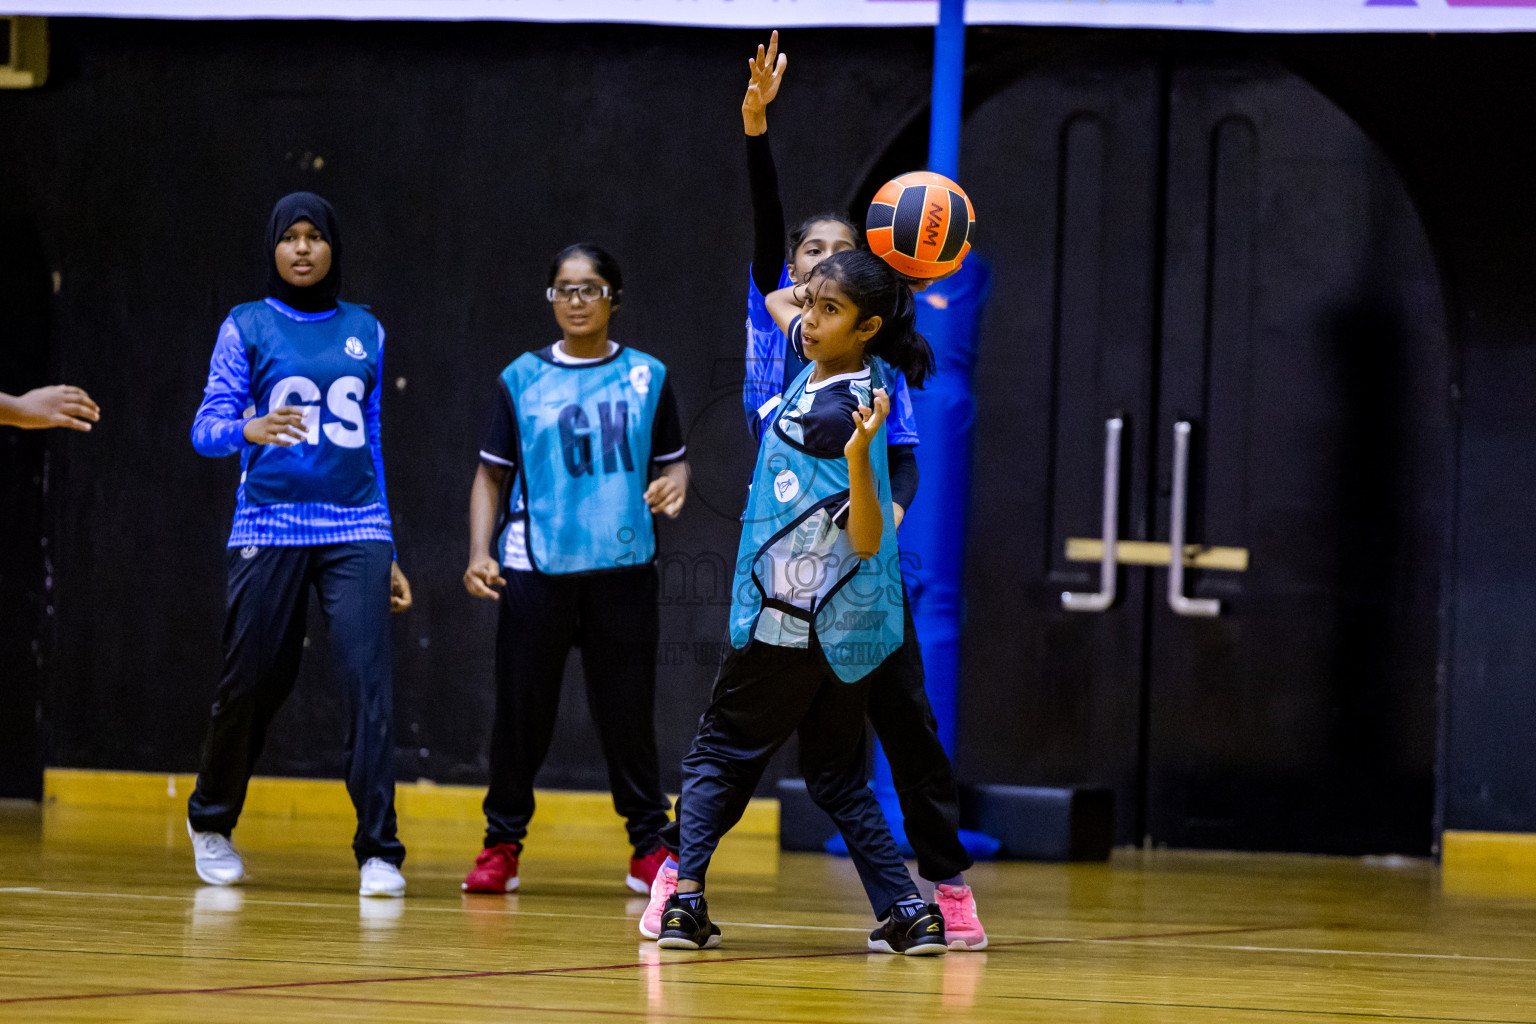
[638,858,679,939]
[935,883,988,950]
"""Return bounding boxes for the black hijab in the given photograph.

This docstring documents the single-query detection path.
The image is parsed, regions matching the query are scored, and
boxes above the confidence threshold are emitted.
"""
[265,191,342,314]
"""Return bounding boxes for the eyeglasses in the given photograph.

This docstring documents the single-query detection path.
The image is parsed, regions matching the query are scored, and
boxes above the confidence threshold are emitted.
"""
[546,284,611,304]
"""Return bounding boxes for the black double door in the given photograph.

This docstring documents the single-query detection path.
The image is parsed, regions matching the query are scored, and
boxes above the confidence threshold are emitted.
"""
[959,51,1449,854]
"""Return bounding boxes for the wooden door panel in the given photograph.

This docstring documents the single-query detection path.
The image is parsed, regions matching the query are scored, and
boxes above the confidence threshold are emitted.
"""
[1146,61,1447,854]
[958,55,1163,842]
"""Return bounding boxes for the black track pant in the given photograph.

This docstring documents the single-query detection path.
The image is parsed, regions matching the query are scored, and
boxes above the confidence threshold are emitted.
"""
[661,594,972,883]
[482,564,670,852]
[188,541,403,867]
[864,594,973,882]
[678,639,919,920]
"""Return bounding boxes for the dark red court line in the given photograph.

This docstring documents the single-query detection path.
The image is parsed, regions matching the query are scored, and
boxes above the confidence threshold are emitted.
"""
[234,984,1536,1024]
[0,922,1289,1006]
[235,990,814,1024]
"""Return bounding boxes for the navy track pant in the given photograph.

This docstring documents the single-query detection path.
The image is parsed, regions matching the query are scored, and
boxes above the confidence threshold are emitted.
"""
[677,638,919,920]
[661,593,972,884]
[482,564,670,853]
[864,594,972,882]
[187,541,404,867]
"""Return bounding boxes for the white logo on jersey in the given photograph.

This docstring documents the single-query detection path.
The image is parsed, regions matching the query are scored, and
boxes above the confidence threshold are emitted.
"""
[773,469,800,504]
[240,546,259,559]
[629,364,652,395]
[344,336,367,359]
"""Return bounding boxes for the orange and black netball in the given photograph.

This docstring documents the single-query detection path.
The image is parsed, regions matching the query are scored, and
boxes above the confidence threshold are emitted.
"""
[865,171,975,281]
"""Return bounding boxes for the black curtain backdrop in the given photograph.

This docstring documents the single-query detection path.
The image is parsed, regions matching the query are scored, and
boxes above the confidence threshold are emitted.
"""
[0,19,933,795]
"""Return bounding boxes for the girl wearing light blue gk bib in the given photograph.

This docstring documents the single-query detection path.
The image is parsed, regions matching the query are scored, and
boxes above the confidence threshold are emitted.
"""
[461,244,688,896]
[186,192,413,899]
[734,33,988,950]
[660,250,945,956]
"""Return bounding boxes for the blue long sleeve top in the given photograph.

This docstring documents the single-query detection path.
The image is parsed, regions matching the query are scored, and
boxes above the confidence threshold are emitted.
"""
[192,298,394,550]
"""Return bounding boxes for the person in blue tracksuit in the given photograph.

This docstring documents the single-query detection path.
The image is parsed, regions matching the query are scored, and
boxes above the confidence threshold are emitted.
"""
[460,243,688,896]
[186,192,413,898]
[658,250,945,957]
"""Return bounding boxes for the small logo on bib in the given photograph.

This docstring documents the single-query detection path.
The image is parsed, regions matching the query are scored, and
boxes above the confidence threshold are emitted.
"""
[344,336,367,359]
[629,364,652,395]
[240,546,259,560]
[773,469,800,503]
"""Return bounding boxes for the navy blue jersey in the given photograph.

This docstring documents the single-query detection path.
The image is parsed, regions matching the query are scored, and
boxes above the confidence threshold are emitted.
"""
[230,299,383,507]
[191,297,393,549]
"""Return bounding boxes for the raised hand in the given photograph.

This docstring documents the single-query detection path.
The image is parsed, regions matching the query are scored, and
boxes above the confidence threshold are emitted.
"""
[242,405,309,446]
[742,30,787,136]
[845,388,891,457]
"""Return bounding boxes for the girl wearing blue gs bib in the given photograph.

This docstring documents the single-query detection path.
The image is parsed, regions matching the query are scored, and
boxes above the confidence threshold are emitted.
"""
[658,250,946,956]
[460,244,688,896]
[186,192,412,898]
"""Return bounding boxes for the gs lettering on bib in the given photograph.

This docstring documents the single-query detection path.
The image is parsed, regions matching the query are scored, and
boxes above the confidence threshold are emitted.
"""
[500,347,666,575]
[231,299,382,507]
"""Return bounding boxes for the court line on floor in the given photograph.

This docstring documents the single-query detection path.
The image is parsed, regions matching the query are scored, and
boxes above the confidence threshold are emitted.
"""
[0,886,1278,938]
[1065,938,1536,963]
[8,885,1530,964]
[236,991,818,1024]
[232,985,1536,1024]
[0,924,1282,1006]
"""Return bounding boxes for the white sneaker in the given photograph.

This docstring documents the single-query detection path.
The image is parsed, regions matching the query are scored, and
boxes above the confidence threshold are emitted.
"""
[186,819,245,886]
[359,857,406,897]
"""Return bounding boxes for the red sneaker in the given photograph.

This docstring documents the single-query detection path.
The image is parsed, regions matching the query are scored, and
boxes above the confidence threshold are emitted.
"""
[462,842,520,893]
[627,845,669,894]
[935,883,988,950]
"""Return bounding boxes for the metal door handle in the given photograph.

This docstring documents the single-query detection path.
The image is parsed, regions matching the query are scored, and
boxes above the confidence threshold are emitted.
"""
[1062,417,1123,612]
[1168,420,1221,617]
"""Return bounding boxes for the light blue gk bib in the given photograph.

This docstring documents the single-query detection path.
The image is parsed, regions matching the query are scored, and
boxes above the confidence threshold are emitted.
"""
[729,358,904,682]
[500,347,664,575]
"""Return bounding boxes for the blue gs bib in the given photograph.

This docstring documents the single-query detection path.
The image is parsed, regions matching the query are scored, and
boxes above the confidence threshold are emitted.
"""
[500,347,665,575]
[233,299,382,507]
[729,358,905,682]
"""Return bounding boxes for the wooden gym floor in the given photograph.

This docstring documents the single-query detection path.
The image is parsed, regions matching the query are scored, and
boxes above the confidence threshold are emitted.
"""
[1,799,1534,1023]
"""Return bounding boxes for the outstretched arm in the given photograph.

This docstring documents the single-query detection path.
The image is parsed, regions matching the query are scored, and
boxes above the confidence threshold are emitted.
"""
[744,31,788,297]
[0,386,100,431]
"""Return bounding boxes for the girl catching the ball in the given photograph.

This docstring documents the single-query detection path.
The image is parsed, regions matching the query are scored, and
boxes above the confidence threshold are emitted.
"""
[658,249,946,956]
[186,191,413,898]
[460,243,688,897]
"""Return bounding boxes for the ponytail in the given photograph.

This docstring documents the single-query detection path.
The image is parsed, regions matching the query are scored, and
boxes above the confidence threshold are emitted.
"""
[871,280,935,390]
[807,250,935,390]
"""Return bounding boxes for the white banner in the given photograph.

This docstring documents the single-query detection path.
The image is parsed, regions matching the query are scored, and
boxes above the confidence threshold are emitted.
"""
[9,0,1536,31]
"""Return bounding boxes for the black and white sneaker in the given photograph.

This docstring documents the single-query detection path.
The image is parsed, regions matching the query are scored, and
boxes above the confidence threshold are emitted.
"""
[868,902,948,956]
[655,893,723,950]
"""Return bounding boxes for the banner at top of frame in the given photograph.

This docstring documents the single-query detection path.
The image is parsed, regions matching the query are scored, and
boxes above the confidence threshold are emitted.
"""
[8,0,1536,32]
